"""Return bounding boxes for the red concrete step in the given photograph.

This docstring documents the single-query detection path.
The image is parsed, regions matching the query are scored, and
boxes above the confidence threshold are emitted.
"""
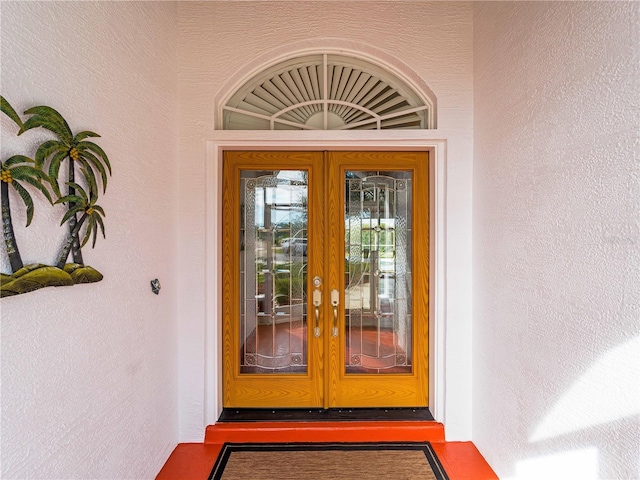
[156,439,499,480]
[432,442,499,480]
[204,420,446,444]
[157,443,223,480]
[157,421,498,479]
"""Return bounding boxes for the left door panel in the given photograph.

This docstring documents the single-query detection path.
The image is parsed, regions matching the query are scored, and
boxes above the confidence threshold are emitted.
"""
[222,151,324,408]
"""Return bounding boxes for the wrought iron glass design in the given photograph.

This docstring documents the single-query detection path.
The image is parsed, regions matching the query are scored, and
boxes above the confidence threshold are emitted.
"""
[344,171,412,374]
[240,170,308,374]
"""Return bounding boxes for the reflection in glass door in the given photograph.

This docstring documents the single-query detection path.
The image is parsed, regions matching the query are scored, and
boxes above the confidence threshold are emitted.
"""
[344,171,412,374]
[240,170,309,374]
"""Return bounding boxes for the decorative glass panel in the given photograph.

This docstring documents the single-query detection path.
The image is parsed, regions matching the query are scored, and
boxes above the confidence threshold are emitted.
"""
[240,170,308,374]
[223,54,434,130]
[344,171,412,374]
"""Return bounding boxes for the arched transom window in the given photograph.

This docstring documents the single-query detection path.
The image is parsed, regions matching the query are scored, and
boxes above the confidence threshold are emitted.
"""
[222,53,435,130]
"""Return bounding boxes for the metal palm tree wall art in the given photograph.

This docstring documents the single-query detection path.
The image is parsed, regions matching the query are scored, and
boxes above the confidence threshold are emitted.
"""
[1,96,110,297]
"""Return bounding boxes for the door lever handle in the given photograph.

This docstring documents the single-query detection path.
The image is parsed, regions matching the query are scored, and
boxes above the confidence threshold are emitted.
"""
[331,289,339,337]
[313,288,322,337]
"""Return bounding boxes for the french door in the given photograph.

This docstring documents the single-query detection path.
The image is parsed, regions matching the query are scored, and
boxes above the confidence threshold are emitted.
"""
[222,151,429,409]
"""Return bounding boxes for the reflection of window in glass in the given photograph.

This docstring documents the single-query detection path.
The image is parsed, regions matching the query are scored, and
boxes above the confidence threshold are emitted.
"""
[344,171,412,374]
[239,170,309,374]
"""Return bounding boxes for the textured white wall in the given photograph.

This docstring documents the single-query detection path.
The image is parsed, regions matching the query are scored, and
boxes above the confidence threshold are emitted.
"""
[473,2,640,479]
[178,1,474,441]
[1,2,179,479]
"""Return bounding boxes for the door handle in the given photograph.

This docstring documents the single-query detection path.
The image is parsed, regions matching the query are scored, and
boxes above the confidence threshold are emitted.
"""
[313,288,322,337]
[331,289,339,337]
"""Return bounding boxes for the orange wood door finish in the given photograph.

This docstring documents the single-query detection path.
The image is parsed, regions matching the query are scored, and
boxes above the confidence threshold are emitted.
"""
[222,151,429,409]
[222,151,325,408]
[326,152,429,408]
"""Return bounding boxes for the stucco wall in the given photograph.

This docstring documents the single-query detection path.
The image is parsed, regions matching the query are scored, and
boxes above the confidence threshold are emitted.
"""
[1,2,179,479]
[473,2,640,479]
[177,1,474,441]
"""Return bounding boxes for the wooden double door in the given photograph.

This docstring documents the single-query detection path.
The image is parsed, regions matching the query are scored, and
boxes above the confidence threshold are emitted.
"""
[222,151,429,409]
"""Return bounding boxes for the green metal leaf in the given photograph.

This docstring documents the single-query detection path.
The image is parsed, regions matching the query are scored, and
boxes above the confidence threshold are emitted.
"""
[48,150,68,197]
[74,131,100,141]
[55,194,84,205]
[1,96,23,129]
[7,165,30,176]
[81,149,108,193]
[35,140,65,169]
[91,216,99,248]
[19,115,71,144]
[16,175,53,205]
[92,205,106,218]
[9,164,49,181]
[60,205,84,226]
[23,106,73,141]
[66,182,88,203]
[81,216,95,247]
[77,160,100,198]
[3,155,34,168]
[12,181,34,226]
[79,168,98,201]
[94,212,106,237]
[77,141,111,175]
[86,212,105,249]
[9,165,53,203]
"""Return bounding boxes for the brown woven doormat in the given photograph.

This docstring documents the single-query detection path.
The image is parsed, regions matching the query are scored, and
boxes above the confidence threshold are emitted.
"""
[208,442,449,480]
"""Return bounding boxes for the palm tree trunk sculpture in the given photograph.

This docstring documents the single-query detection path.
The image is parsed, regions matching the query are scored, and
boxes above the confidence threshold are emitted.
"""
[66,159,83,264]
[1,175,24,272]
[56,212,87,269]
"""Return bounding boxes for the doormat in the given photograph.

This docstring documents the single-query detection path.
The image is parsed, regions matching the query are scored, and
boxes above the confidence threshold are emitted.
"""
[208,442,449,480]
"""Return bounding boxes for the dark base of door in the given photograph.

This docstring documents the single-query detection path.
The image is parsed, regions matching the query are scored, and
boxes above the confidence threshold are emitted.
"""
[218,407,434,422]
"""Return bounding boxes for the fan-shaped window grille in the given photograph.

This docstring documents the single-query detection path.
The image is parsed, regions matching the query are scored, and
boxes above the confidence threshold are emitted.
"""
[222,54,434,130]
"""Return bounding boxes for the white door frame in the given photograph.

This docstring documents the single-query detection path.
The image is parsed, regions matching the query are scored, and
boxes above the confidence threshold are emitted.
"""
[204,131,448,424]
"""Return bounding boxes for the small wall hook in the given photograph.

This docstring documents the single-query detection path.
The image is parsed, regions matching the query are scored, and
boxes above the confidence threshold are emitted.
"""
[150,279,161,295]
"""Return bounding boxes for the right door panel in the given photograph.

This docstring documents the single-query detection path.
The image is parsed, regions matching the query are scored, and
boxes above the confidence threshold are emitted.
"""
[326,152,429,408]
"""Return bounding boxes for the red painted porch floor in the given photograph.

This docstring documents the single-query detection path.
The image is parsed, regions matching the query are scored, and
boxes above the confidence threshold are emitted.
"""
[156,421,498,479]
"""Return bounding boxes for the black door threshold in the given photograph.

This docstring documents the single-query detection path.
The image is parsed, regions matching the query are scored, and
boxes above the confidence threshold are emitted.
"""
[218,407,434,422]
